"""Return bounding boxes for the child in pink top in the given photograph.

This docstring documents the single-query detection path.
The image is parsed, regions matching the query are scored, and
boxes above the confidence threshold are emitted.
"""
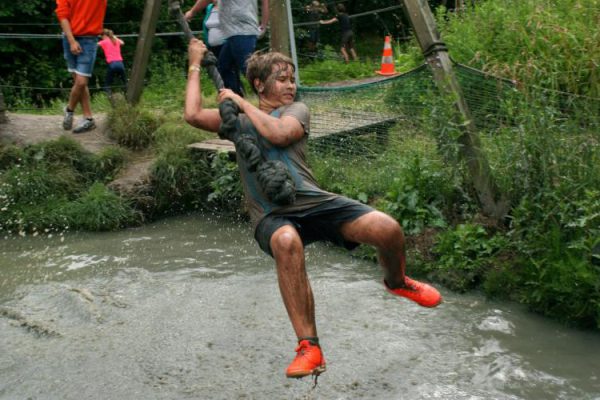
[98,29,127,96]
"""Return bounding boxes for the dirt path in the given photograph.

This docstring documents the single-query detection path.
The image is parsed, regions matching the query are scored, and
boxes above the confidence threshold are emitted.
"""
[0,112,113,153]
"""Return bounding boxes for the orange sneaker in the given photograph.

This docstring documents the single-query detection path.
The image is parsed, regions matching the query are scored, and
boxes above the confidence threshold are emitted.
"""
[285,339,327,378]
[384,277,442,308]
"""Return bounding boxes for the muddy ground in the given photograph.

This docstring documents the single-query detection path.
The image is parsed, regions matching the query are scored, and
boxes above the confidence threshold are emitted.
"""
[1,112,112,152]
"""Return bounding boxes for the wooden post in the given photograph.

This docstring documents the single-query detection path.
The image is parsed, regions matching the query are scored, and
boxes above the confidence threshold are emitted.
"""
[269,0,290,55]
[126,0,162,105]
[269,0,301,85]
[399,0,507,219]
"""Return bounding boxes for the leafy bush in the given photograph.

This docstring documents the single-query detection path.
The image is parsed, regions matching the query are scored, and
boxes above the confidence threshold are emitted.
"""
[0,145,26,171]
[206,152,243,213]
[24,136,98,179]
[150,143,244,216]
[150,146,213,214]
[521,255,600,329]
[63,183,142,231]
[1,165,81,205]
[93,146,129,182]
[373,155,455,235]
[430,224,509,292]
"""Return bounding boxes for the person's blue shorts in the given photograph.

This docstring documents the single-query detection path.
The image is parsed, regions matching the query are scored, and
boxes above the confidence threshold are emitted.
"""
[255,196,374,257]
[62,35,99,78]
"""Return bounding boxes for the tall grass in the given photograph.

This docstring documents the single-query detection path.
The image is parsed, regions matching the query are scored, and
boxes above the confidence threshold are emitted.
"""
[437,0,600,97]
[107,95,165,150]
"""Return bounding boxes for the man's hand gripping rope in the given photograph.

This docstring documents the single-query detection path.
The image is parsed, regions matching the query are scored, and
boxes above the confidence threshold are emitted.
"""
[217,99,296,206]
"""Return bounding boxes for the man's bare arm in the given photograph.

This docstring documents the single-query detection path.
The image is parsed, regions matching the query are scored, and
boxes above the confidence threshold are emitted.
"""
[184,0,211,21]
[184,39,221,132]
[260,0,270,31]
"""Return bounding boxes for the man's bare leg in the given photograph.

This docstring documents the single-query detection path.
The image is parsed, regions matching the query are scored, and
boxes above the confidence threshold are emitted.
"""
[271,225,317,339]
[340,210,442,307]
[80,84,92,118]
[67,73,92,117]
[340,211,406,287]
[272,225,326,378]
[340,47,349,63]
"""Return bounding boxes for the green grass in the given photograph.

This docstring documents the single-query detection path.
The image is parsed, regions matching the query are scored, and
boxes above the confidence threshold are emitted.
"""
[437,0,600,97]
[0,137,135,234]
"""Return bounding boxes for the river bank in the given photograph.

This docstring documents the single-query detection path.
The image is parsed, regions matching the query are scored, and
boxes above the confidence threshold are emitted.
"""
[0,112,156,198]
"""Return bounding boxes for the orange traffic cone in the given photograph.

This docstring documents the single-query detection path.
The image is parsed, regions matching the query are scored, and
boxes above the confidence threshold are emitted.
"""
[375,36,397,76]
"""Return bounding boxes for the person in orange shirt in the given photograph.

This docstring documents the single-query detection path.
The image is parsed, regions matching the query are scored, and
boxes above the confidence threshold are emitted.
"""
[55,0,107,133]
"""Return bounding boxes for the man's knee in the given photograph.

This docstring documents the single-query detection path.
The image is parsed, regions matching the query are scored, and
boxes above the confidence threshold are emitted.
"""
[270,226,302,255]
[374,213,404,249]
[350,211,404,248]
[73,75,89,88]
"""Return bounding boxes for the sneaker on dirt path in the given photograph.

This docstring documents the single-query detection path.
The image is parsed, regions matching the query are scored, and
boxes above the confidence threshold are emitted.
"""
[384,277,442,308]
[73,118,96,134]
[286,339,327,378]
[63,107,74,130]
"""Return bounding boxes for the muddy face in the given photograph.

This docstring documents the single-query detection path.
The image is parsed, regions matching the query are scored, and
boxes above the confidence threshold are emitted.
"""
[262,63,296,105]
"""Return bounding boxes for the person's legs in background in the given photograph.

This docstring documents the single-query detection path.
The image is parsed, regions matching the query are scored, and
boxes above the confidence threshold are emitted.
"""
[116,61,128,93]
[62,36,98,133]
[347,33,358,61]
[217,39,237,93]
[104,63,115,96]
[217,35,256,96]
[208,44,222,60]
[105,61,127,103]
[111,61,127,94]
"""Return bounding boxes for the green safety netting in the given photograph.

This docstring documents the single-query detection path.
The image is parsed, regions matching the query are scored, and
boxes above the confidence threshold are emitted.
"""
[293,60,599,204]
[296,60,599,155]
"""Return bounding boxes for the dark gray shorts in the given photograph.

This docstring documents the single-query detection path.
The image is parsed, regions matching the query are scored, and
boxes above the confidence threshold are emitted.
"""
[341,30,354,49]
[254,196,374,257]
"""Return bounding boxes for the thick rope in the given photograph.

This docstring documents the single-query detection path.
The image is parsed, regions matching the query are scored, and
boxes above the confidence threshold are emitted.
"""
[218,100,296,205]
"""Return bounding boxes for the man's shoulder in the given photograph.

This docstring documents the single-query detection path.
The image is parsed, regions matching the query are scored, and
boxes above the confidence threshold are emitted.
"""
[279,102,309,114]
[278,102,310,123]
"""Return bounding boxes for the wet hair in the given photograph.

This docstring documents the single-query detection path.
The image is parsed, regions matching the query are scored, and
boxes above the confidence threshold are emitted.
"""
[102,28,117,44]
[245,52,295,94]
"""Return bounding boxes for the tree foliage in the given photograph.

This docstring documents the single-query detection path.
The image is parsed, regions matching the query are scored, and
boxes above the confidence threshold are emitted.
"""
[0,0,181,105]
[0,0,447,104]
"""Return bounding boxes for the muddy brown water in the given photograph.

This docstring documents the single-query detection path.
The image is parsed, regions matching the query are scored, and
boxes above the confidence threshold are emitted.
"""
[1,214,599,399]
